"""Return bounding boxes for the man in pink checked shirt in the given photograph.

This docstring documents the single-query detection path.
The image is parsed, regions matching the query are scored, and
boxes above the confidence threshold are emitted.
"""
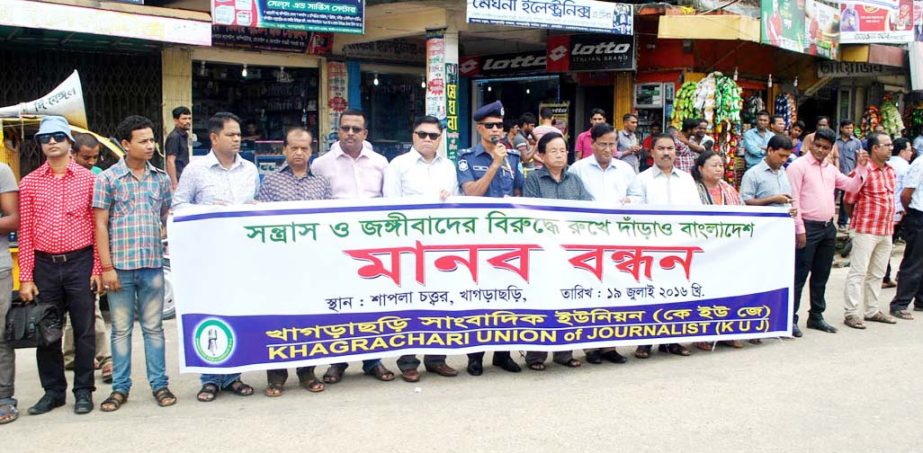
[788,127,869,337]
[575,108,607,160]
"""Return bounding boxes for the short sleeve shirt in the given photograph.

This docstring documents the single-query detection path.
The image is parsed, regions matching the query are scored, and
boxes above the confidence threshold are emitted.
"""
[456,143,524,198]
[0,163,17,270]
[165,128,189,176]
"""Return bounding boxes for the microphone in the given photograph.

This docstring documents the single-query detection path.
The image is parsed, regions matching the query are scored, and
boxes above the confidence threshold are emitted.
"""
[491,136,513,174]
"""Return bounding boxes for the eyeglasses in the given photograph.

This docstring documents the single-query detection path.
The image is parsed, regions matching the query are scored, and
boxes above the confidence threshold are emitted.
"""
[414,131,441,140]
[36,132,69,144]
[479,122,503,130]
[339,125,364,134]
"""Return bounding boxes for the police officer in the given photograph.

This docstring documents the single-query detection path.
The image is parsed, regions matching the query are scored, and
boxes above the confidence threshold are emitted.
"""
[456,100,524,376]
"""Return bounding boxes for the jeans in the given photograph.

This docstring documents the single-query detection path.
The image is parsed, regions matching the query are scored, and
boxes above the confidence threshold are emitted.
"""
[843,233,892,318]
[794,221,837,324]
[108,268,168,394]
[891,209,923,312]
[0,269,15,406]
[837,191,849,227]
[200,373,242,389]
[33,247,96,397]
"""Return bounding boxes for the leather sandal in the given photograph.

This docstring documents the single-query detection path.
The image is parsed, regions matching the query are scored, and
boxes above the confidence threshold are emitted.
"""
[264,383,284,397]
[227,380,254,396]
[400,368,421,383]
[553,358,582,368]
[634,345,652,359]
[366,364,396,381]
[197,384,219,402]
[153,388,177,407]
[323,365,346,384]
[844,315,866,329]
[100,391,128,412]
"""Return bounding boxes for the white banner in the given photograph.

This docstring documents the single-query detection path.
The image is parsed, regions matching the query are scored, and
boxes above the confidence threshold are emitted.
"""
[466,0,633,35]
[170,198,794,373]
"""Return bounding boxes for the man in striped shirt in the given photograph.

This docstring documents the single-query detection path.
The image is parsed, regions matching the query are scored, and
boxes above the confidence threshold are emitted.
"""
[842,132,898,329]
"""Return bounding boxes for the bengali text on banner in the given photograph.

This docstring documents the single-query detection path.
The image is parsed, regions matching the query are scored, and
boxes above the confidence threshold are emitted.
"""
[169,198,794,373]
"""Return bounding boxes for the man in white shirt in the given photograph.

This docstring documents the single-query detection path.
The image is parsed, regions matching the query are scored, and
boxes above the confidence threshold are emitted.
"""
[628,133,703,206]
[311,110,396,384]
[627,132,701,358]
[568,123,636,204]
[884,137,915,288]
[382,116,460,382]
[174,112,259,403]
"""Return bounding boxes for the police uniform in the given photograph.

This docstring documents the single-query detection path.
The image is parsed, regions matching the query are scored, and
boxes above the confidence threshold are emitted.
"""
[456,100,524,198]
[456,144,524,197]
[457,101,524,375]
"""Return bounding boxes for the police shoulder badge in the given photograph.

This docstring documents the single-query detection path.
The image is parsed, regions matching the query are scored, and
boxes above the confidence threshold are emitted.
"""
[458,159,469,172]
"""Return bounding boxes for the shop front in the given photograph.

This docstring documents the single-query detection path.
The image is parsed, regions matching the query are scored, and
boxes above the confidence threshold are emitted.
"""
[189,46,324,171]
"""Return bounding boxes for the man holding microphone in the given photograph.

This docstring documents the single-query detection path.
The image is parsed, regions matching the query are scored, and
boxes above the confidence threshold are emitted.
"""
[456,100,524,375]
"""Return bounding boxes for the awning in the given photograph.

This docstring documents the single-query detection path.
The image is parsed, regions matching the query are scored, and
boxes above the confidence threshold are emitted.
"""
[840,44,906,68]
[657,14,760,42]
[0,0,212,46]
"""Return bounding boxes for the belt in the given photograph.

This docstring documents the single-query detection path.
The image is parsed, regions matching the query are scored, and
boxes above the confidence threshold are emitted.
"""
[35,246,92,264]
[803,219,834,228]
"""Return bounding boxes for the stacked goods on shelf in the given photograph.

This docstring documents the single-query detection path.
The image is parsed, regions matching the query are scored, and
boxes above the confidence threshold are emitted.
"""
[694,73,718,129]
[911,102,923,133]
[715,76,743,125]
[744,95,765,125]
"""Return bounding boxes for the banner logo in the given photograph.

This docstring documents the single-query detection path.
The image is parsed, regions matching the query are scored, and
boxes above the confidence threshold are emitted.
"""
[194,318,236,364]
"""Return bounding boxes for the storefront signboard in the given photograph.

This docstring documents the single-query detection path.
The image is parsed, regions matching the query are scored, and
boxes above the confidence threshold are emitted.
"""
[0,0,211,46]
[840,0,914,43]
[459,51,547,78]
[804,0,840,59]
[817,61,903,77]
[466,0,632,35]
[342,39,426,62]
[545,34,634,72]
[212,25,309,52]
[761,0,805,53]
[538,102,570,138]
[212,0,364,34]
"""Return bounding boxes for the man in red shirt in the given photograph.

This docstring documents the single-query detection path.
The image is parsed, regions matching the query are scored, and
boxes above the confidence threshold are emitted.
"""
[842,132,899,328]
[574,108,606,160]
[18,116,102,416]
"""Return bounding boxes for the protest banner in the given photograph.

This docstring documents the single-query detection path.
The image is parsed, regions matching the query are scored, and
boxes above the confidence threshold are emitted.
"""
[170,198,794,373]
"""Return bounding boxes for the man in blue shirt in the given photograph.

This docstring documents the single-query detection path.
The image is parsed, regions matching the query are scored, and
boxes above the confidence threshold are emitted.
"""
[743,110,772,169]
[740,134,795,209]
[836,119,864,229]
[455,100,523,375]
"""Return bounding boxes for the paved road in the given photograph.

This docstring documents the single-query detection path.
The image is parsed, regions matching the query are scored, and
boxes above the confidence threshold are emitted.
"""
[4,263,923,452]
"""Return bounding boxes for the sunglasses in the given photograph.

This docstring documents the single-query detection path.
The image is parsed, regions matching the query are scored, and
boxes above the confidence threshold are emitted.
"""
[414,131,441,140]
[479,122,503,130]
[339,125,364,134]
[36,132,69,144]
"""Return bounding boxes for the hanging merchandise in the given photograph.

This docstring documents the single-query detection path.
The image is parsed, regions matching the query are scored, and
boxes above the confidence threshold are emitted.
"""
[773,93,797,129]
[744,94,765,125]
[714,76,743,125]
[911,101,923,132]
[879,94,904,137]
[671,81,699,128]
[860,105,881,138]
[694,73,718,128]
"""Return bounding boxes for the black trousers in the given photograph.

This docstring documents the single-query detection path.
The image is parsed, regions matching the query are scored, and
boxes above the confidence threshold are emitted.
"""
[884,224,903,281]
[34,247,96,397]
[891,209,923,312]
[794,221,837,324]
[467,351,511,363]
[267,366,315,385]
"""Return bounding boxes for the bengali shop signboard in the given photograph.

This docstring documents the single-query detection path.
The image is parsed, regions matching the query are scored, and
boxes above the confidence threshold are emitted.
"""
[466,0,633,34]
[211,0,364,34]
[840,0,914,43]
[170,198,794,373]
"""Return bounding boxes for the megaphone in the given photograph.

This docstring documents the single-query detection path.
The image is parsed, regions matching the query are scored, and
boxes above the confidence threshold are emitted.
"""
[0,70,87,129]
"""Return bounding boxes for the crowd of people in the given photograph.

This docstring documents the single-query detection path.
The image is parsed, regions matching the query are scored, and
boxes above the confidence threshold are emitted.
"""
[0,98,921,425]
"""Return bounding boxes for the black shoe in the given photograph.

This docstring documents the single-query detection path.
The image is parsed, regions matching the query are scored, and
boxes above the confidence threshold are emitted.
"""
[466,359,483,376]
[27,394,65,416]
[492,356,522,373]
[792,323,803,338]
[601,350,627,364]
[806,318,838,334]
[585,350,603,364]
[74,392,93,415]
